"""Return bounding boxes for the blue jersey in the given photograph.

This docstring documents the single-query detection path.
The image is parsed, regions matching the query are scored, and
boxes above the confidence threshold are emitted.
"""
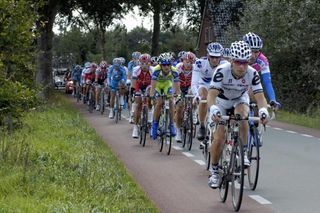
[108,65,127,85]
[72,68,82,82]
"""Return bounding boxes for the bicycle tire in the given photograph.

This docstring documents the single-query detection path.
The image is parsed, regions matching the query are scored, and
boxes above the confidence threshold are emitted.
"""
[76,85,80,103]
[164,108,172,155]
[219,145,230,203]
[231,137,244,212]
[159,112,165,153]
[247,127,260,190]
[88,87,94,113]
[187,105,193,151]
[142,107,148,147]
[115,93,119,124]
[100,91,105,115]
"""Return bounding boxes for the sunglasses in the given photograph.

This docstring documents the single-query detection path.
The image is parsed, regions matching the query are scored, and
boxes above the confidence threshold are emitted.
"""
[234,60,249,65]
[161,63,171,67]
[209,56,221,59]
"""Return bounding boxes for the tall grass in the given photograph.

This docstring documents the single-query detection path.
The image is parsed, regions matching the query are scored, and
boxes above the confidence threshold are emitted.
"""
[0,94,158,212]
[276,109,320,130]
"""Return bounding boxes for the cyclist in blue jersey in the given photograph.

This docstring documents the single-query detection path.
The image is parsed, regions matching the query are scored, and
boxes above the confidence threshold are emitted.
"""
[108,58,127,119]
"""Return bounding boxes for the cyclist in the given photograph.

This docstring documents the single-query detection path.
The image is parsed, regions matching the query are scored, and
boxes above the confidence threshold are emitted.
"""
[131,53,153,138]
[174,51,196,142]
[150,52,181,140]
[207,41,269,189]
[84,62,97,102]
[243,32,281,109]
[191,42,226,142]
[72,65,82,97]
[128,52,141,79]
[95,61,108,111]
[108,58,127,119]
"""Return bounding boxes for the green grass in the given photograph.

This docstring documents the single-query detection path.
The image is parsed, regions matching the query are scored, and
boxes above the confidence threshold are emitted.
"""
[276,109,320,130]
[0,93,158,212]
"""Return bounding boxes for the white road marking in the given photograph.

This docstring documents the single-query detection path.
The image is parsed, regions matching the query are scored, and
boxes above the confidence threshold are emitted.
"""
[249,195,272,205]
[301,134,313,138]
[285,130,297,134]
[194,160,206,166]
[182,152,194,158]
[173,146,183,150]
[272,127,283,131]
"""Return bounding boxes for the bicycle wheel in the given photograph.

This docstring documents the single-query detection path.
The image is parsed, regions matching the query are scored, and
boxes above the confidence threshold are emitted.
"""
[231,138,244,212]
[76,85,80,103]
[187,106,193,151]
[159,113,164,152]
[100,91,105,115]
[182,116,187,148]
[219,142,230,202]
[140,107,148,147]
[247,127,260,190]
[115,93,119,124]
[164,109,172,155]
[88,87,94,113]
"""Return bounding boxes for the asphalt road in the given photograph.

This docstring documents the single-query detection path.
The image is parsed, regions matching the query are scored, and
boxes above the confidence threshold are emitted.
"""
[70,96,320,213]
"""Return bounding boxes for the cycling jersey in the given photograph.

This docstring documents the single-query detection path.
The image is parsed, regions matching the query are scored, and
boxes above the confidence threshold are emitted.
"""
[177,64,193,94]
[128,60,139,75]
[72,68,82,82]
[108,65,127,90]
[251,52,276,102]
[191,58,226,95]
[152,65,179,95]
[95,66,108,85]
[210,62,263,101]
[132,66,153,92]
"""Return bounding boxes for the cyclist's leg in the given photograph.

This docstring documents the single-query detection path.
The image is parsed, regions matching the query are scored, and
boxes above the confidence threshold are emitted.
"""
[95,84,101,110]
[165,84,176,137]
[197,85,208,140]
[151,85,163,139]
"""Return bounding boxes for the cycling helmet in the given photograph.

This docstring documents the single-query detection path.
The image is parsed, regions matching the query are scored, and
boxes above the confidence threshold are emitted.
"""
[158,52,172,65]
[119,57,126,65]
[182,51,196,63]
[139,53,151,63]
[75,65,82,70]
[207,42,224,57]
[100,61,108,68]
[132,51,141,60]
[223,48,231,58]
[84,62,91,68]
[90,62,97,69]
[230,41,252,61]
[151,56,158,64]
[178,51,186,59]
[243,32,263,50]
[113,58,122,66]
[169,51,176,60]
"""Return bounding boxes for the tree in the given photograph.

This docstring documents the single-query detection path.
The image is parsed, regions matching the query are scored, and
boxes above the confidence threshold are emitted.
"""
[135,0,187,55]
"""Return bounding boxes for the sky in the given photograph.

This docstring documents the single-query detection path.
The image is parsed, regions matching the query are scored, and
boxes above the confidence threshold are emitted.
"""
[53,7,153,34]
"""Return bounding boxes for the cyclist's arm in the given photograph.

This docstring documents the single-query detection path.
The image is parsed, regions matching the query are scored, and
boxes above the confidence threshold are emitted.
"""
[261,72,276,102]
[191,66,200,95]
[150,80,157,97]
[254,92,268,110]
[172,70,181,95]
[207,88,219,108]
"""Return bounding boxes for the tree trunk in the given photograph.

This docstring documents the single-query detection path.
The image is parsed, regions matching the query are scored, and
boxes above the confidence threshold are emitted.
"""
[36,1,59,99]
[151,1,161,56]
[101,28,106,60]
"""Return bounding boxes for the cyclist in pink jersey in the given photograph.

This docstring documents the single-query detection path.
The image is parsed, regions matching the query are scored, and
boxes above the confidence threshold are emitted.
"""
[243,32,281,109]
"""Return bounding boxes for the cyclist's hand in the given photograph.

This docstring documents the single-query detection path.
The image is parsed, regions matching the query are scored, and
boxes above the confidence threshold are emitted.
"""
[270,100,281,111]
[193,95,200,105]
[209,105,221,123]
[259,107,269,125]
[175,94,182,105]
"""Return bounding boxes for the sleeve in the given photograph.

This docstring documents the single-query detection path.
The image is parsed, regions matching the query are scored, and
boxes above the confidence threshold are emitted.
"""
[209,67,224,90]
[172,70,180,83]
[261,72,276,101]
[191,63,201,95]
[121,67,127,82]
[132,66,139,80]
[108,67,113,85]
[251,70,264,94]
[152,70,159,81]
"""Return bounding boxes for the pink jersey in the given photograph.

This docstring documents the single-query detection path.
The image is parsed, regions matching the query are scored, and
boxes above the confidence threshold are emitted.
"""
[251,53,270,75]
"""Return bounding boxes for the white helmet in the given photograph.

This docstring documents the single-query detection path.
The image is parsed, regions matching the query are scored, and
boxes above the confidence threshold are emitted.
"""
[207,42,224,57]
[230,41,252,61]
[243,32,263,50]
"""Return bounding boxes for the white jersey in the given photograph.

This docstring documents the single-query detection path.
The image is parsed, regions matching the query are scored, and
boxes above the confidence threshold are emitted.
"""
[210,62,263,100]
[191,58,226,95]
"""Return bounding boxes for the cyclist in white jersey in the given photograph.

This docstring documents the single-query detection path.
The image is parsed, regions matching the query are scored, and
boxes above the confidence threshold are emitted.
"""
[191,42,226,141]
[207,41,269,189]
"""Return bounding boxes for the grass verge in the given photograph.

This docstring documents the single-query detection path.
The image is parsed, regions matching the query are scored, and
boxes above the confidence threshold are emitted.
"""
[0,93,158,212]
[276,109,320,130]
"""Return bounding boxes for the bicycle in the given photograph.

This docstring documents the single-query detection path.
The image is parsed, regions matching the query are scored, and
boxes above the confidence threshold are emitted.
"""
[158,94,173,155]
[113,87,123,124]
[87,83,95,113]
[246,102,275,190]
[218,113,262,212]
[137,93,150,147]
[180,94,195,151]
[99,84,106,115]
